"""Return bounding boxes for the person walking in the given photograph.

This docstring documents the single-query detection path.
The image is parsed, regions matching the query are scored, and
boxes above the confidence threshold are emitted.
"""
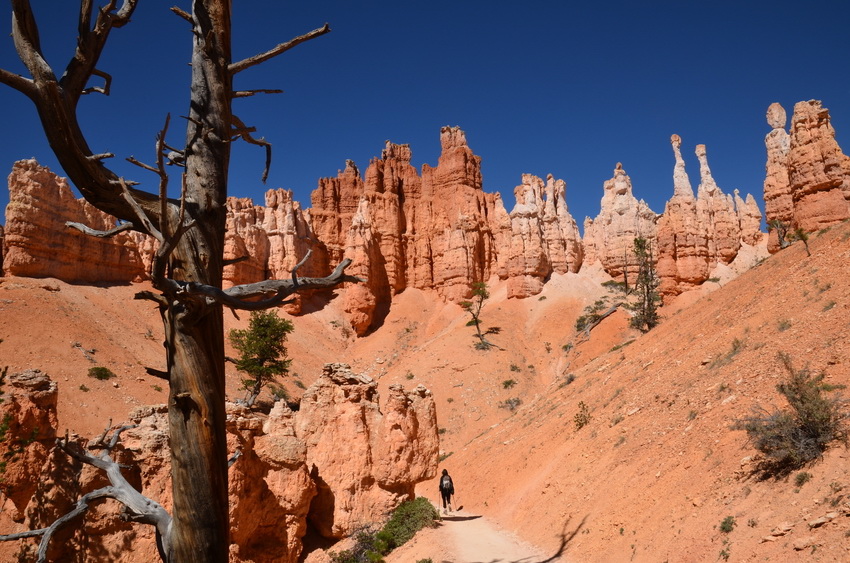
[438,468,454,515]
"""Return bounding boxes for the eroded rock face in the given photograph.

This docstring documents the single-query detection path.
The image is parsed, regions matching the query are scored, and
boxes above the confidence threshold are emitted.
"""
[0,368,438,561]
[763,101,850,250]
[3,160,146,282]
[763,103,793,252]
[505,174,582,298]
[786,100,850,232]
[296,363,438,538]
[583,163,657,283]
[657,137,762,298]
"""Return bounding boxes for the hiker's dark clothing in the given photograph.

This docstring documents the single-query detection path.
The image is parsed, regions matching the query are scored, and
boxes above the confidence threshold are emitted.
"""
[439,473,454,509]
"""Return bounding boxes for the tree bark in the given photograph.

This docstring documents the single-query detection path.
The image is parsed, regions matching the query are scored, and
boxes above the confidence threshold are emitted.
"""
[0,2,336,560]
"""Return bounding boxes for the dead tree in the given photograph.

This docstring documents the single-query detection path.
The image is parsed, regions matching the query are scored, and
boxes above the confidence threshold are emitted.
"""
[0,2,345,561]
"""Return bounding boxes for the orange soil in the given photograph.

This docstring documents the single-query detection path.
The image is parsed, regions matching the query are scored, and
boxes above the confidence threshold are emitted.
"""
[1,221,849,562]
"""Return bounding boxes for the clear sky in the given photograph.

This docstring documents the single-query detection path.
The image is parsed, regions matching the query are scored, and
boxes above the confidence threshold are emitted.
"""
[1,1,849,230]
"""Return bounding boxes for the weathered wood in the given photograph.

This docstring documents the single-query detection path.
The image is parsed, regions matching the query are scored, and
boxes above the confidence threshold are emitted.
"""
[0,2,337,561]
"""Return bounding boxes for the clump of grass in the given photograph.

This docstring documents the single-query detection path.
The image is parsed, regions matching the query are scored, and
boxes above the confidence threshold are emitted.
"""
[438,452,453,462]
[794,471,812,487]
[79,384,90,392]
[734,353,848,477]
[405,371,415,380]
[558,374,576,389]
[710,338,745,369]
[500,397,521,411]
[502,379,517,389]
[719,516,736,533]
[823,301,836,312]
[778,319,792,332]
[509,363,521,372]
[88,366,116,381]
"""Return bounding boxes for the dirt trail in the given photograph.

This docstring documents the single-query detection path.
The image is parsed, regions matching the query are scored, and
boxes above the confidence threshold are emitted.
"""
[385,508,560,563]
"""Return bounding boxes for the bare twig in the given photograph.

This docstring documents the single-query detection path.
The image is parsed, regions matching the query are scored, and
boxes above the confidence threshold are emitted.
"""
[232,88,283,98]
[169,5,192,23]
[81,68,111,95]
[229,23,331,74]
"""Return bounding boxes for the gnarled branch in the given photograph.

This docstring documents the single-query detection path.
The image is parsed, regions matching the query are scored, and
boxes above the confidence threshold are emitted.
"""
[0,424,172,562]
[229,23,330,74]
[65,220,134,238]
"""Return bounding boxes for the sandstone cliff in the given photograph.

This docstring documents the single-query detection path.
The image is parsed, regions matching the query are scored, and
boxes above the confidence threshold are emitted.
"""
[3,160,146,282]
[763,100,850,250]
[505,174,582,298]
[583,163,657,284]
[0,366,438,561]
[656,136,763,298]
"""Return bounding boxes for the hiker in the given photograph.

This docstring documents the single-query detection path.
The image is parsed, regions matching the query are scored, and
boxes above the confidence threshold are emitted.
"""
[439,468,454,514]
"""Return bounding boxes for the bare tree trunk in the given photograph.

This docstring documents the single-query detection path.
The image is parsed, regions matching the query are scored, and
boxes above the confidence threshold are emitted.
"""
[163,2,231,559]
[0,2,336,561]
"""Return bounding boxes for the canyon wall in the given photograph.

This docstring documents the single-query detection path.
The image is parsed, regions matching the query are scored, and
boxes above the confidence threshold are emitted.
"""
[0,365,437,562]
[763,100,850,251]
[11,102,850,317]
[2,160,146,282]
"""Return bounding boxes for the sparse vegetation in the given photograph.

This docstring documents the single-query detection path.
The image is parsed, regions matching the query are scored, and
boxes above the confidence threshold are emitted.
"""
[626,237,661,332]
[789,227,811,256]
[152,385,163,393]
[460,282,491,350]
[562,343,573,353]
[510,363,521,372]
[777,319,792,332]
[229,310,294,408]
[438,452,453,462]
[79,385,90,393]
[502,379,517,389]
[719,516,736,533]
[823,300,836,312]
[559,374,576,389]
[574,401,591,430]
[405,372,415,380]
[734,353,848,476]
[794,471,812,487]
[501,398,522,411]
[575,299,609,332]
[87,366,116,381]
[710,338,745,369]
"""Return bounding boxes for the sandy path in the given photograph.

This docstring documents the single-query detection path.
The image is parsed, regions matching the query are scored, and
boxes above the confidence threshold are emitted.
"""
[385,508,555,563]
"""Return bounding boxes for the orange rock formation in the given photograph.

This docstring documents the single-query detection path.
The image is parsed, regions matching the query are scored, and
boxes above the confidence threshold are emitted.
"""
[763,100,850,250]
[0,365,437,562]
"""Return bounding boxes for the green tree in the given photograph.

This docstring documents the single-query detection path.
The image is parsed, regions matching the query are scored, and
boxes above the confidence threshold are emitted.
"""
[627,237,661,332]
[230,310,294,407]
[460,282,490,349]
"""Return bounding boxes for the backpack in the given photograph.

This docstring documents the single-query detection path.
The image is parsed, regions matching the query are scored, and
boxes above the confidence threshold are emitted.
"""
[440,474,453,494]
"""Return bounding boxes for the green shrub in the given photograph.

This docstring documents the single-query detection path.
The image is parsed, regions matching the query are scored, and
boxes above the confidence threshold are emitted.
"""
[735,353,848,476]
[330,498,438,563]
[509,363,521,372]
[719,516,735,533]
[88,366,116,380]
[502,379,516,389]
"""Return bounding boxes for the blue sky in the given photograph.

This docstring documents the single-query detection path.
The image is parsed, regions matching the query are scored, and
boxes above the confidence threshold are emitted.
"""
[1,1,849,230]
